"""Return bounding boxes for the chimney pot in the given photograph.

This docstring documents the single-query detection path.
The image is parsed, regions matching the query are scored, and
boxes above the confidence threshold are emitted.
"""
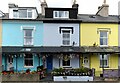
[41,1,48,16]
[96,0,109,17]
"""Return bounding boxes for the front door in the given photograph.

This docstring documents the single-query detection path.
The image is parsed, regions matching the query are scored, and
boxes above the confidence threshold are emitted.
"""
[83,54,89,68]
[47,56,53,73]
[7,56,13,71]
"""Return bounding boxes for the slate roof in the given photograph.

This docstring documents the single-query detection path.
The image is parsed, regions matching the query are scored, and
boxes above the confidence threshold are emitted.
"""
[78,14,119,23]
[2,46,84,54]
[1,13,119,23]
[82,46,119,53]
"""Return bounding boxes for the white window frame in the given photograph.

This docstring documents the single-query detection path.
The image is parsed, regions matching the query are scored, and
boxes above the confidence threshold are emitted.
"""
[13,9,33,19]
[27,9,32,18]
[24,29,33,46]
[61,29,72,46]
[24,54,34,68]
[21,26,35,46]
[61,55,71,67]
[100,54,109,68]
[53,11,69,18]
[99,31,108,47]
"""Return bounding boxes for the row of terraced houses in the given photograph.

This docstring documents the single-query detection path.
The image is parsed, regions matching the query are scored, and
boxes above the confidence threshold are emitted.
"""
[0,0,120,77]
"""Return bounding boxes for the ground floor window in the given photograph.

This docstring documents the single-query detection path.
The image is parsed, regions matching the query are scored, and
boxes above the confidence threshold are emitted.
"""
[100,54,109,67]
[62,55,70,66]
[8,56,13,64]
[24,54,33,67]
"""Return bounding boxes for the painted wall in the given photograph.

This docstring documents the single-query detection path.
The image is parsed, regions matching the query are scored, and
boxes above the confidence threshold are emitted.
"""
[9,8,38,19]
[2,54,43,71]
[90,54,118,76]
[80,23,118,76]
[80,23,118,46]
[43,23,79,46]
[2,20,43,46]
[53,55,80,68]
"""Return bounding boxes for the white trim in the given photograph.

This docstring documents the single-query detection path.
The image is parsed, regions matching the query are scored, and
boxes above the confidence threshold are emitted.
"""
[24,66,34,68]
[24,54,34,67]
[53,11,69,18]
[21,26,35,46]
[21,26,36,31]
[60,57,71,67]
[61,29,72,46]
[99,31,109,47]
[13,9,33,19]
[99,54,109,67]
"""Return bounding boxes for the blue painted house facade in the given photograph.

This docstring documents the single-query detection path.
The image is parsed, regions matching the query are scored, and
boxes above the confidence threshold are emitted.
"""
[2,4,44,72]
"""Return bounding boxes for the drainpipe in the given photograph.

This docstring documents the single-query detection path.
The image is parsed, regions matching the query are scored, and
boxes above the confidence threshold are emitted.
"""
[102,53,104,79]
[38,54,40,66]
[16,55,18,72]
[5,55,7,71]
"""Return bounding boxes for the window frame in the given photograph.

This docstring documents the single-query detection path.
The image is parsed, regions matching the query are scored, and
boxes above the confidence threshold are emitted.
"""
[99,31,109,47]
[53,11,69,18]
[99,54,109,68]
[61,55,71,67]
[24,54,34,68]
[13,9,33,19]
[61,29,72,46]
[21,26,35,46]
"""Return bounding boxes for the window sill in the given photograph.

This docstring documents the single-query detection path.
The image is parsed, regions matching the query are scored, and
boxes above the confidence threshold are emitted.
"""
[99,66,109,68]
[62,66,72,69]
[99,45,108,47]
[23,45,34,47]
[24,66,34,68]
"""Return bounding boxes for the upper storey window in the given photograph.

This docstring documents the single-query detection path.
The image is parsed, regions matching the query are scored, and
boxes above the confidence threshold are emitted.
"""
[13,9,32,19]
[53,11,69,18]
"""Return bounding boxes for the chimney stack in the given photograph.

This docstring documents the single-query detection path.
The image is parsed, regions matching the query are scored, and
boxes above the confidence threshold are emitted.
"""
[8,3,18,8]
[41,0,48,16]
[96,0,109,17]
[72,0,79,9]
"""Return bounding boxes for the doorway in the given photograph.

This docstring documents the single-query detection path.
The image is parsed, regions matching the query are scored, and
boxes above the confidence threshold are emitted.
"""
[83,54,89,68]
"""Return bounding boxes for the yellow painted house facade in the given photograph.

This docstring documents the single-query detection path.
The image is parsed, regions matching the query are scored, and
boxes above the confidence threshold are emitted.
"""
[80,22,118,76]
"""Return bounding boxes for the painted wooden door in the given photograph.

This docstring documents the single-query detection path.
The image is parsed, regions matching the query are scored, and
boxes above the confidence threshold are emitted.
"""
[47,56,53,73]
[83,54,89,68]
[7,56,13,71]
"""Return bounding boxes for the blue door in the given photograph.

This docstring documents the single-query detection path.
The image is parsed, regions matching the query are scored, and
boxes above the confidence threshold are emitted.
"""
[47,56,53,73]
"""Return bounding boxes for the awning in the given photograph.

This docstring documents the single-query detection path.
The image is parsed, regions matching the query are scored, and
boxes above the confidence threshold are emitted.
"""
[82,46,119,53]
[2,46,84,53]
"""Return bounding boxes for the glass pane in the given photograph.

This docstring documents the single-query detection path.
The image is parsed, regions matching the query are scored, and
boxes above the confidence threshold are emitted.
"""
[13,11,18,17]
[25,60,33,66]
[100,31,107,37]
[25,54,33,58]
[100,38,107,45]
[63,40,70,45]
[24,38,33,45]
[24,29,32,37]
[62,56,70,66]
[19,10,27,18]
[25,54,33,66]
[65,11,69,17]
[54,11,58,17]
[28,12,32,18]
[103,38,107,45]
[63,33,70,38]
[8,56,13,63]
[100,38,103,45]
[59,11,64,17]
[100,60,108,67]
